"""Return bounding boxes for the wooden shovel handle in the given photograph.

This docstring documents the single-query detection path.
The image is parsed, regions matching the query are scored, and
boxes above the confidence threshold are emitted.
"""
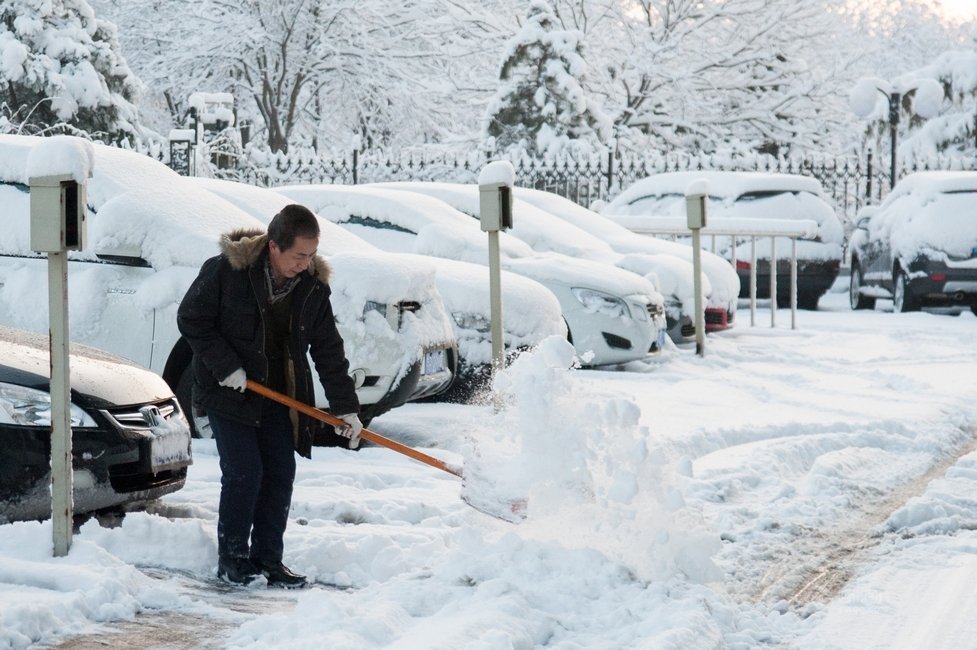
[245,380,463,478]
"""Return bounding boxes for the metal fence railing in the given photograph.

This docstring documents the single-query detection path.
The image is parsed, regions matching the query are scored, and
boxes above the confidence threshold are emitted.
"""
[163,140,976,222]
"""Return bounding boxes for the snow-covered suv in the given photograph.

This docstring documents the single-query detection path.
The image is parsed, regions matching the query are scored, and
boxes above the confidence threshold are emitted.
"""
[0,135,457,433]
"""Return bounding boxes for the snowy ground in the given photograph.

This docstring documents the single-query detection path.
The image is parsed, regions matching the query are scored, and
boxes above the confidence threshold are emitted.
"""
[3,281,977,650]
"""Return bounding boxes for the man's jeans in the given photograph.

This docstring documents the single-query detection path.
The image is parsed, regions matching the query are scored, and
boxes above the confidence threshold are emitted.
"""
[209,401,296,563]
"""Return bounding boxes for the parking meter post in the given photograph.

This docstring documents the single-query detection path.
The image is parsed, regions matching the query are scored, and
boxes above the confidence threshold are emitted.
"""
[29,140,92,557]
[478,161,515,379]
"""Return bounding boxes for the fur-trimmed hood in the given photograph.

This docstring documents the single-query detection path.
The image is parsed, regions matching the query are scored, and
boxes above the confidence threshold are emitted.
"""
[219,228,331,284]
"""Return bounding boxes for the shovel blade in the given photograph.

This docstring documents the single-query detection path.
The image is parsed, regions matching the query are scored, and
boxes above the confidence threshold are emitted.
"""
[460,478,527,523]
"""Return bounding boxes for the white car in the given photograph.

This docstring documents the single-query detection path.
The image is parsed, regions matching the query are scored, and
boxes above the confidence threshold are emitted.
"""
[277,184,667,367]
[372,181,710,343]
[603,171,844,310]
[0,135,457,434]
[512,186,740,335]
[193,177,567,401]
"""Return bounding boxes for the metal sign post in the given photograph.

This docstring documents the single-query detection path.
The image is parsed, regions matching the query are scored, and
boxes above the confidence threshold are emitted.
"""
[30,171,89,557]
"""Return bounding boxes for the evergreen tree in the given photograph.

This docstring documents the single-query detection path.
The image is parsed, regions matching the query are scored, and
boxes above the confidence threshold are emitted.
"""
[0,0,141,140]
[484,0,610,156]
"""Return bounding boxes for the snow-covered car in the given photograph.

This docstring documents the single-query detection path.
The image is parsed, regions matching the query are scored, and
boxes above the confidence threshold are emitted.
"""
[848,171,977,313]
[0,135,457,435]
[511,186,739,336]
[603,171,845,310]
[277,184,666,367]
[373,181,705,343]
[0,325,192,523]
[192,177,566,402]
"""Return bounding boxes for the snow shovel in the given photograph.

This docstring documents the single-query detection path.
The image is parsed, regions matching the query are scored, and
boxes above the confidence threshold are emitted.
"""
[245,380,526,523]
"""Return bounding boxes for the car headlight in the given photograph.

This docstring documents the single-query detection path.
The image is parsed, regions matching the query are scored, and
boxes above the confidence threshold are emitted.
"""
[0,382,97,427]
[451,312,492,333]
[571,287,630,319]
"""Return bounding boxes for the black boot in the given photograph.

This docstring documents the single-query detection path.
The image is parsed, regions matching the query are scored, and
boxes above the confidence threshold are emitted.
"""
[217,556,261,585]
[252,558,308,588]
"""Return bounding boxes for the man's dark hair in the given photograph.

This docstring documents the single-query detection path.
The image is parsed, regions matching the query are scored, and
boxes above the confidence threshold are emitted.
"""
[268,204,320,250]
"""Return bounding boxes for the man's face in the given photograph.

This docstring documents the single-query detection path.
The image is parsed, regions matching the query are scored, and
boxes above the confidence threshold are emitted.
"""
[269,235,319,280]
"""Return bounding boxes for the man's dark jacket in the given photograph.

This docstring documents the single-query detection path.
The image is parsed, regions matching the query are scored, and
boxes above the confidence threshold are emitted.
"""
[177,228,359,458]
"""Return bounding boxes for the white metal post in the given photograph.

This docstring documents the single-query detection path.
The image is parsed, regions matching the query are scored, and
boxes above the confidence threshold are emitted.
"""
[49,251,72,556]
[692,230,705,356]
[791,238,798,329]
[488,230,504,372]
[770,237,778,328]
[750,237,757,327]
[730,237,737,275]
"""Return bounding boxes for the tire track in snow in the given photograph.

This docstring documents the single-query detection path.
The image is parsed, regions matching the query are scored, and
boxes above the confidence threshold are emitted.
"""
[753,429,977,609]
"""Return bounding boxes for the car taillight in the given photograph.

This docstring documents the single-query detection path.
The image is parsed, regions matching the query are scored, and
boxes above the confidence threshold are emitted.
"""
[930,273,946,282]
[736,260,751,270]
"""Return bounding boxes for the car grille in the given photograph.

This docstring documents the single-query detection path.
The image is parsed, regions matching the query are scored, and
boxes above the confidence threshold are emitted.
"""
[105,398,180,430]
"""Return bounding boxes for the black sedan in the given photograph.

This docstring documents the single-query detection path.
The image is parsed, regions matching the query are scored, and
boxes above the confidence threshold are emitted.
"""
[849,172,977,313]
[0,325,192,523]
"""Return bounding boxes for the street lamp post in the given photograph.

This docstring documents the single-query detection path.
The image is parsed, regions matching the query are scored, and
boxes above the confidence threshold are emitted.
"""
[850,77,944,190]
[887,92,901,191]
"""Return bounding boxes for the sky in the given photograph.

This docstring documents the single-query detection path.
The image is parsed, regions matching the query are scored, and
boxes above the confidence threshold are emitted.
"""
[2,281,977,649]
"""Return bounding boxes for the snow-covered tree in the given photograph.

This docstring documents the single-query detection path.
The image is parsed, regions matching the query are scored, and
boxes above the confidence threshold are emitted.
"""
[0,0,141,140]
[95,0,503,154]
[484,0,611,157]
[560,0,853,156]
[839,1,974,163]
[874,50,977,159]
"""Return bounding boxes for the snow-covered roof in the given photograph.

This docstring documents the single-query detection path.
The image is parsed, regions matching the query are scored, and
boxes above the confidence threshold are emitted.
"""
[278,183,659,300]
[189,177,377,255]
[276,183,537,264]
[882,170,977,204]
[375,181,619,261]
[609,171,825,206]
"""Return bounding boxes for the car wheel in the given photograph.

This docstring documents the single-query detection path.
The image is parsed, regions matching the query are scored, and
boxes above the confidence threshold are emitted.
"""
[893,272,919,313]
[849,266,875,310]
[176,365,213,439]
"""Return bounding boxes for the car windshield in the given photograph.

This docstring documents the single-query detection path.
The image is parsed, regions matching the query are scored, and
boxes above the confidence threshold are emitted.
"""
[736,190,807,201]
